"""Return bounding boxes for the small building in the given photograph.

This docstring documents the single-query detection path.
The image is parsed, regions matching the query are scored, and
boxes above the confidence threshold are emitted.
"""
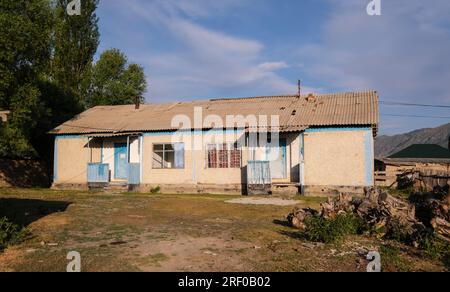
[375,143,450,188]
[0,110,10,124]
[49,91,379,196]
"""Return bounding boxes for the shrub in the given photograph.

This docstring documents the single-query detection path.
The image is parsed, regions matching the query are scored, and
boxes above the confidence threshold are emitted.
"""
[304,214,364,243]
[0,217,26,250]
[150,186,161,194]
[418,231,450,261]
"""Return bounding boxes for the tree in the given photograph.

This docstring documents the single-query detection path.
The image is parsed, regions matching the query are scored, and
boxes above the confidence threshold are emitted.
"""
[84,49,147,108]
[0,0,52,157]
[52,0,100,104]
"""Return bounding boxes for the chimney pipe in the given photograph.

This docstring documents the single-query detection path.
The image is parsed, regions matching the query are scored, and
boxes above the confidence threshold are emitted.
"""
[135,96,140,110]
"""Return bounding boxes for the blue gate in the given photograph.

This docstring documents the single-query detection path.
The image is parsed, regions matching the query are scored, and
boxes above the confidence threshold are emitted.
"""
[87,163,109,183]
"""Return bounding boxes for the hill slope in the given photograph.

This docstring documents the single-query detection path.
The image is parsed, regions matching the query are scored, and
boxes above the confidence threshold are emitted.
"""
[375,123,450,158]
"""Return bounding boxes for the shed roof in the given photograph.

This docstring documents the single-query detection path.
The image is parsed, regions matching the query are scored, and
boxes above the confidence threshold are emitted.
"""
[50,91,379,135]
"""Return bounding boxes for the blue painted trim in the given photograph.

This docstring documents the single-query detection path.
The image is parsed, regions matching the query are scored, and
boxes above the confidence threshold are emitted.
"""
[305,127,372,133]
[364,131,374,186]
[54,135,83,139]
[280,138,287,179]
[100,139,103,163]
[53,137,58,182]
[143,129,245,136]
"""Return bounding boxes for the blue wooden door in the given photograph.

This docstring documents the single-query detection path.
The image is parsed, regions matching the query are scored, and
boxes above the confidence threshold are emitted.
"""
[114,143,128,179]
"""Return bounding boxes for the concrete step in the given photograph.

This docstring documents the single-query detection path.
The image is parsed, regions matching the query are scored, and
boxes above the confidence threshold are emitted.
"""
[272,183,300,198]
[105,181,129,192]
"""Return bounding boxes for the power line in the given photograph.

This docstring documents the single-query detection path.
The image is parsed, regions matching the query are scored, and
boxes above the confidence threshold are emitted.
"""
[382,114,450,119]
[380,101,450,108]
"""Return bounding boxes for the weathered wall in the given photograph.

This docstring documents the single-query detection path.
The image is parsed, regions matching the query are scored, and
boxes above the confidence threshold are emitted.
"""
[54,136,90,184]
[303,128,373,188]
[0,159,50,187]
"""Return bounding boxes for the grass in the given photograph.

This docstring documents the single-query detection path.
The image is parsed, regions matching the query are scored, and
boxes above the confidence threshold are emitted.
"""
[0,188,447,272]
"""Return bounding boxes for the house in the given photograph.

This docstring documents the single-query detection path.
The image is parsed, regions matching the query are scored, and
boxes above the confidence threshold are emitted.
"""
[0,110,10,125]
[375,142,450,188]
[49,91,379,196]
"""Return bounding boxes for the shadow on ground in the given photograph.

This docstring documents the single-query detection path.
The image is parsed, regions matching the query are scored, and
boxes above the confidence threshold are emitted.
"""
[0,198,71,227]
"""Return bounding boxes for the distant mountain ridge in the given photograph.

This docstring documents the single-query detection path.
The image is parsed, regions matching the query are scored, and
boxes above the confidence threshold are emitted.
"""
[375,123,450,158]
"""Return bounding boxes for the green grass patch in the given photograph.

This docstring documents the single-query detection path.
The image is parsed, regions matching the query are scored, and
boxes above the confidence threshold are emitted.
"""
[303,214,364,243]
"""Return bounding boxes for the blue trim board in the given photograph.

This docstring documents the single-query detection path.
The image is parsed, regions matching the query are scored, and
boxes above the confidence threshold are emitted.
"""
[55,135,84,139]
[143,129,245,136]
[53,137,58,182]
[305,127,372,133]
[364,131,374,186]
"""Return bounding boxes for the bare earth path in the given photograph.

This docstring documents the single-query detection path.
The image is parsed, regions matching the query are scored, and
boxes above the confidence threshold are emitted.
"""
[0,188,446,272]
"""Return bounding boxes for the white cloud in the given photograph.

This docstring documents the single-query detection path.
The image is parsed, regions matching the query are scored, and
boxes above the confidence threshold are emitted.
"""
[298,0,450,103]
[121,0,296,101]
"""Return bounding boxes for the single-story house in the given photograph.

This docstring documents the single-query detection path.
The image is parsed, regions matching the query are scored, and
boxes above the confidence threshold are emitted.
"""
[375,143,450,188]
[49,91,379,196]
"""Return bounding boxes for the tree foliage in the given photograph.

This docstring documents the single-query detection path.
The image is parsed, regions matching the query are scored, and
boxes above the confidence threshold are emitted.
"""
[0,0,52,157]
[0,0,147,159]
[52,0,100,102]
[84,49,147,108]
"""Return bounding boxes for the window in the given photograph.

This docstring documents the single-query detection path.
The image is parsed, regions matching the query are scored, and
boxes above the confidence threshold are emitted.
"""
[207,143,241,169]
[153,143,184,169]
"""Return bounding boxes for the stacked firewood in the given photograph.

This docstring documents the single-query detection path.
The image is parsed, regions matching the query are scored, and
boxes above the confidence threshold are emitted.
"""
[411,185,450,243]
[287,187,450,243]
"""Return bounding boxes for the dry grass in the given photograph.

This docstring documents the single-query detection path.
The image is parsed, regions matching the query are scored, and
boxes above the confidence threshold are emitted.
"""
[0,188,446,272]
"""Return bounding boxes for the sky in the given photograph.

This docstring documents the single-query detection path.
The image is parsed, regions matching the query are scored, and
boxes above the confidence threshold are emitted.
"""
[96,0,450,135]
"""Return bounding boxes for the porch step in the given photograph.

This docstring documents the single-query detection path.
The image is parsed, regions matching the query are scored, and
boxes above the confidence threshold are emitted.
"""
[105,182,129,192]
[272,183,300,198]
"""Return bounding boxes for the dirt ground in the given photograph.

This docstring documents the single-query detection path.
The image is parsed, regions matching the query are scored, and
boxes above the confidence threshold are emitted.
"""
[0,188,447,272]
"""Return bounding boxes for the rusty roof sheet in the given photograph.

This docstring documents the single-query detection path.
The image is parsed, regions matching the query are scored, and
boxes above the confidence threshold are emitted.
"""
[50,91,379,135]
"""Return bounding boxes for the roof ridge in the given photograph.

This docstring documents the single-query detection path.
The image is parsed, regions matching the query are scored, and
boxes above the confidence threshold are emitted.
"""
[210,90,378,102]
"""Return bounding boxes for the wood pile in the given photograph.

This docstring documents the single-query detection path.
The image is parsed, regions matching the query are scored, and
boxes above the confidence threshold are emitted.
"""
[411,185,450,243]
[287,187,450,243]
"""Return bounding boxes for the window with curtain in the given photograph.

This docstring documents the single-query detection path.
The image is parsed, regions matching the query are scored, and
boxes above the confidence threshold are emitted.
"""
[207,143,241,169]
[153,143,185,169]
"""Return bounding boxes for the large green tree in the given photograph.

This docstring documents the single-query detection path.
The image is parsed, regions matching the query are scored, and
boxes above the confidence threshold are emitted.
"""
[52,0,100,103]
[0,0,52,157]
[84,49,147,108]
[0,1,148,160]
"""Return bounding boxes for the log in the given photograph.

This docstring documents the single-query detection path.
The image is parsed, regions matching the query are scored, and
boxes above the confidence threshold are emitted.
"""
[320,193,354,219]
[287,207,318,231]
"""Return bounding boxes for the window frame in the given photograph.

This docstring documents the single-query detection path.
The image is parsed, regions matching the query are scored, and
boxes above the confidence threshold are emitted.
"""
[152,143,185,169]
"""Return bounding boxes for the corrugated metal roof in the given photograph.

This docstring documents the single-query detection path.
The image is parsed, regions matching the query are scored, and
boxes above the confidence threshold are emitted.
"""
[49,91,379,135]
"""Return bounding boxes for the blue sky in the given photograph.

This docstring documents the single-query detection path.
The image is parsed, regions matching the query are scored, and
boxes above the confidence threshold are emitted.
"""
[96,0,450,135]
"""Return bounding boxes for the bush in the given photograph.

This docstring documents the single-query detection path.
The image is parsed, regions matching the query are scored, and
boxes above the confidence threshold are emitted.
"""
[0,217,26,250]
[418,231,450,261]
[150,186,161,194]
[304,214,364,243]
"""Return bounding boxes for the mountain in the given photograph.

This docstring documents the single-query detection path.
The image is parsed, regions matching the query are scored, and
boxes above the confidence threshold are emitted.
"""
[375,123,450,158]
